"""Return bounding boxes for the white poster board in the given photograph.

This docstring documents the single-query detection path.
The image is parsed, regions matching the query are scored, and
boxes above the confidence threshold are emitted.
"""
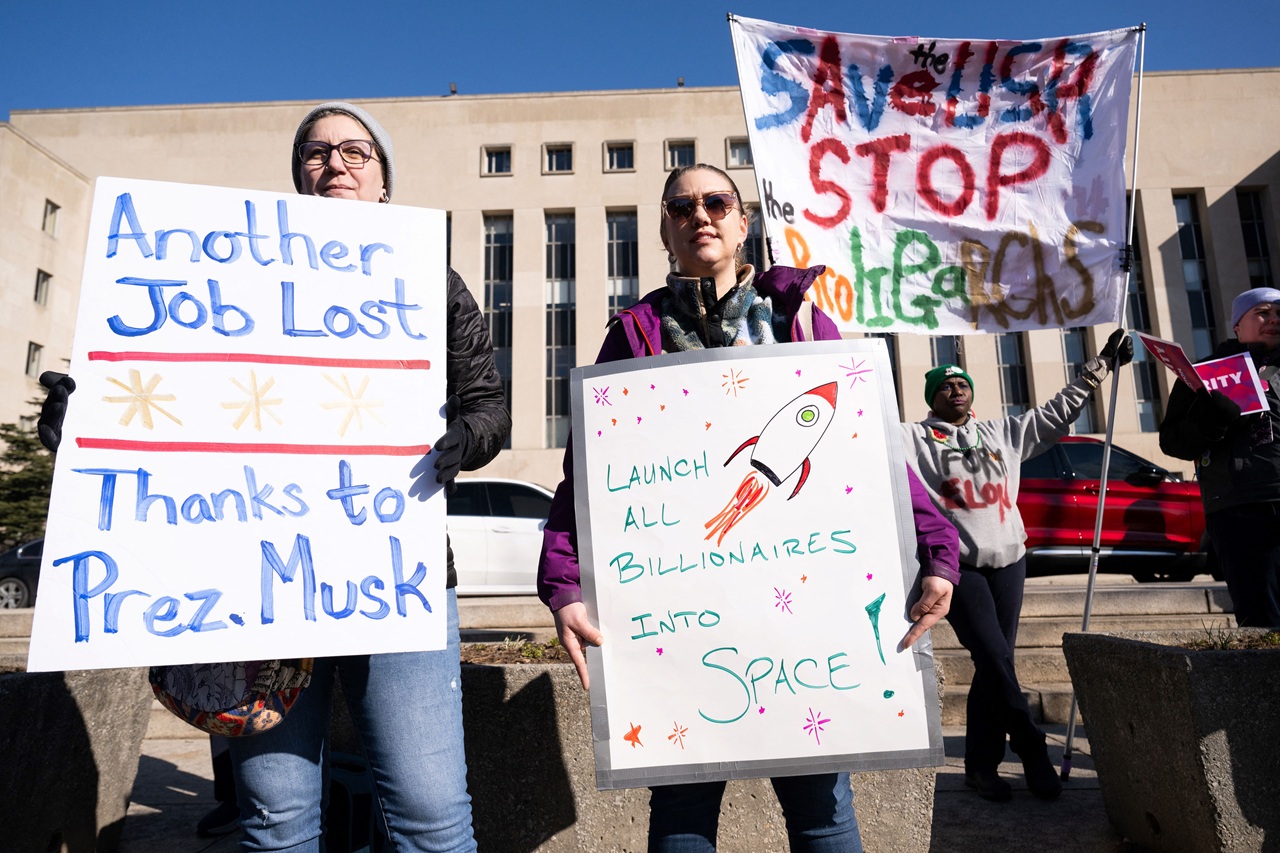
[730,15,1139,335]
[28,177,448,672]
[572,341,942,790]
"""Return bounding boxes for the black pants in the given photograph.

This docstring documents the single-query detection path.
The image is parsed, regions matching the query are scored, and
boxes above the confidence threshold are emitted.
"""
[1207,503,1280,628]
[944,556,1043,772]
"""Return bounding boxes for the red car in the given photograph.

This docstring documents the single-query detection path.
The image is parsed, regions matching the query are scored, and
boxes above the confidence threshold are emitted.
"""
[1018,436,1215,583]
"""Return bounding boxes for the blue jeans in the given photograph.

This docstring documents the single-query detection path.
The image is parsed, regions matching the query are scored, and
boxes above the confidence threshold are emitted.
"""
[647,773,861,852]
[229,589,476,852]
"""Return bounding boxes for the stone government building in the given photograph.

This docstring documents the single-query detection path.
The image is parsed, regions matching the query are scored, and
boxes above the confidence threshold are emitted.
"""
[3,68,1278,487]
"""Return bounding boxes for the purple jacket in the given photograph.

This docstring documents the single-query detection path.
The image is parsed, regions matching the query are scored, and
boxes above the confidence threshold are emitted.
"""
[536,265,960,611]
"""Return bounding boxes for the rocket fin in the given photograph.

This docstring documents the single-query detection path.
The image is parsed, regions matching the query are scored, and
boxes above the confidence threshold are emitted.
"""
[788,457,812,500]
[724,435,759,466]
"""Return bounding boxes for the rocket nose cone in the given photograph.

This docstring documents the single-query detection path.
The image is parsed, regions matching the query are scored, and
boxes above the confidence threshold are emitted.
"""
[807,382,838,407]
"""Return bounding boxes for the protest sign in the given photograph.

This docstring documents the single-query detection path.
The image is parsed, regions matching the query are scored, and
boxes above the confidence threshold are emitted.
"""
[1138,333,1269,414]
[27,177,448,672]
[571,341,942,790]
[730,15,1139,335]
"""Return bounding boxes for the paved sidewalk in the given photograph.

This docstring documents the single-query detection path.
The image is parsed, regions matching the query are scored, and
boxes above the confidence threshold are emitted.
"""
[119,724,1130,852]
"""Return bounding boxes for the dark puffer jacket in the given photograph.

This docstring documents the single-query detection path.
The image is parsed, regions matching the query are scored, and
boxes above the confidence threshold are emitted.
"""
[1159,339,1280,515]
[443,267,511,585]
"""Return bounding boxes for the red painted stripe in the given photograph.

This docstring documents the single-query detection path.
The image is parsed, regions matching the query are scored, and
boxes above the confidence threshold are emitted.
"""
[76,438,432,456]
[88,351,430,370]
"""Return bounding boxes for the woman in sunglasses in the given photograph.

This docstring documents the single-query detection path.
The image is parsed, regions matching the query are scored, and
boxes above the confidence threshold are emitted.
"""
[537,163,959,852]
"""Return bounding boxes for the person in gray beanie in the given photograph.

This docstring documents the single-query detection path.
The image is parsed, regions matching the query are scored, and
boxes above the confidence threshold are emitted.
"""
[1161,286,1280,628]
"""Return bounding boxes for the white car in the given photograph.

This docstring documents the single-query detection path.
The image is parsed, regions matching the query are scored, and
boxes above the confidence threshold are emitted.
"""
[447,478,555,596]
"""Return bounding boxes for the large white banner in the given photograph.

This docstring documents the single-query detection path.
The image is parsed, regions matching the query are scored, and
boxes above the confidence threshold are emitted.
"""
[731,15,1138,335]
[28,178,448,672]
[572,341,942,790]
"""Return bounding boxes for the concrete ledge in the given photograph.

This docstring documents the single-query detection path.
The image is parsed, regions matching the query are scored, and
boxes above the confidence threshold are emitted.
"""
[0,667,151,851]
[331,662,937,852]
[1063,629,1280,852]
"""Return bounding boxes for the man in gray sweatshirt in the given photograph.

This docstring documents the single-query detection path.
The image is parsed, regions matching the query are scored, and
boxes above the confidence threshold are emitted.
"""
[900,329,1132,802]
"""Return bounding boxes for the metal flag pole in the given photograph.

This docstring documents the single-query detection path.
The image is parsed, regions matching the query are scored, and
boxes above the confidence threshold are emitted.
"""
[1060,21,1147,781]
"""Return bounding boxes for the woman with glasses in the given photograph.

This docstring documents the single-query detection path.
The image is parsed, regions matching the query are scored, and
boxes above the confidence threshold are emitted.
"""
[217,102,508,852]
[536,163,959,852]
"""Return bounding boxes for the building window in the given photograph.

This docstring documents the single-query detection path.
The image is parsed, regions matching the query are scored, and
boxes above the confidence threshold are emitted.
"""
[607,211,639,314]
[1127,234,1163,432]
[42,200,59,236]
[605,142,634,172]
[742,205,767,271]
[995,333,1029,418]
[546,213,576,448]
[665,140,695,171]
[727,138,753,168]
[1238,189,1275,289]
[483,146,512,176]
[544,144,573,174]
[34,270,52,306]
[26,342,43,378]
[930,336,962,367]
[1062,328,1096,433]
[483,215,514,446]
[1173,194,1216,359]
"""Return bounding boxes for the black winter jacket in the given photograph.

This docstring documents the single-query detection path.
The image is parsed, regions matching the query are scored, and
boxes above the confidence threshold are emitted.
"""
[1158,339,1280,515]
[442,267,511,585]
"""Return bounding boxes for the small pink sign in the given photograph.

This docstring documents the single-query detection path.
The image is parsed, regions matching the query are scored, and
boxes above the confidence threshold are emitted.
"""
[1195,353,1268,415]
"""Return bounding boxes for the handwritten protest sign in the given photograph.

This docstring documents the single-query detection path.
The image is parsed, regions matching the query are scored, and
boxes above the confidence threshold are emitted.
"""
[1138,333,1269,414]
[28,177,448,672]
[572,341,942,790]
[730,15,1139,335]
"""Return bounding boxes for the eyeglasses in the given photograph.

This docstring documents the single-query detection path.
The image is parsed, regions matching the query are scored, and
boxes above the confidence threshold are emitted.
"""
[662,192,739,222]
[297,139,378,168]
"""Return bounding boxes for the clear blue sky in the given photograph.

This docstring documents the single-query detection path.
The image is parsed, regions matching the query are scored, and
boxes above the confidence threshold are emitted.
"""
[4,0,1277,122]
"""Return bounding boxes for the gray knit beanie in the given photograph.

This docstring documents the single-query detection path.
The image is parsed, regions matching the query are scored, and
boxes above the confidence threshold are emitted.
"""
[291,101,395,200]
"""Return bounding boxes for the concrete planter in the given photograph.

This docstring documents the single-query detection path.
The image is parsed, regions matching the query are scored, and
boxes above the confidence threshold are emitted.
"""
[0,666,151,852]
[1062,629,1280,853]
[456,663,937,853]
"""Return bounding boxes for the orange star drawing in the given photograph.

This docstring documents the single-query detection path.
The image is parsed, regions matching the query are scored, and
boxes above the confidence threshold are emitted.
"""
[704,422,712,430]
[801,574,808,583]
[624,723,643,748]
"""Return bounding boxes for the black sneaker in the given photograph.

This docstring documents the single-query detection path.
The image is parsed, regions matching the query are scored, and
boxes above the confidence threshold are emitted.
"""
[1019,746,1064,800]
[196,800,241,837]
[964,768,1012,801]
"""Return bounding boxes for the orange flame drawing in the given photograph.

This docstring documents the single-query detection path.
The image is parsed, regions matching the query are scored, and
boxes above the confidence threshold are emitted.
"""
[704,471,770,546]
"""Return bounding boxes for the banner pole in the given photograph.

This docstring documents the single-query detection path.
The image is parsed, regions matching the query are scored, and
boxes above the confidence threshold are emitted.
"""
[1061,23,1146,782]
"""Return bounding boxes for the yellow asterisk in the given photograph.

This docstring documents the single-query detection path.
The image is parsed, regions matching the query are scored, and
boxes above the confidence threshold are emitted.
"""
[103,369,182,429]
[320,373,386,437]
[222,371,284,431]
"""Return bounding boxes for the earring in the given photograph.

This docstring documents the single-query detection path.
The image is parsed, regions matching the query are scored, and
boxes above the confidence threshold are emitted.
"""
[380,191,389,203]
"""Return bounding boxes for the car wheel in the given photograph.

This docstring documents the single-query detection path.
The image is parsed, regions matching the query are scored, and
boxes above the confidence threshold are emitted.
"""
[0,577,30,609]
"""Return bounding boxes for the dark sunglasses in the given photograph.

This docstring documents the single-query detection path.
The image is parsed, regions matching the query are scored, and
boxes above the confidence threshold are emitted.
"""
[662,192,739,222]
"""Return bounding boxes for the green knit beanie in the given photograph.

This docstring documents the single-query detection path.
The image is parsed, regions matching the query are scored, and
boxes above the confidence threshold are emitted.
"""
[924,364,974,407]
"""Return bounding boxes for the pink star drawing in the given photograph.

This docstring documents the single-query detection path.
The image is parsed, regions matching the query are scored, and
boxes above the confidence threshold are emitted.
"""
[774,587,793,614]
[593,386,611,406]
[758,707,766,715]
[636,416,643,424]
[857,409,864,417]
[804,708,831,744]
[650,384,656,390]
[795,369,802,377]
[656,648,664,656]
[683,389,689,396]
[844,485,853,494]
[866,573,873,581]
[597,430,602,437]
[841,358,871,387]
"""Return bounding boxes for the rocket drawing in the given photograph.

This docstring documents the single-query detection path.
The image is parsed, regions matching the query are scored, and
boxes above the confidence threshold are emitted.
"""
[723,382,838,499]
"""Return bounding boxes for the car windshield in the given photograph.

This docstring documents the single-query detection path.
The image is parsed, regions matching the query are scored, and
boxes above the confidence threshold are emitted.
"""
[1062,444,1159,481]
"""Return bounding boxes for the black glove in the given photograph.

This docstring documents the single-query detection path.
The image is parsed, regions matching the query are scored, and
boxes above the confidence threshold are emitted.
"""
[433,395,466,496]
[1192,388,1242,435]
[1101,328,1134,367]
[37,371,76,452]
